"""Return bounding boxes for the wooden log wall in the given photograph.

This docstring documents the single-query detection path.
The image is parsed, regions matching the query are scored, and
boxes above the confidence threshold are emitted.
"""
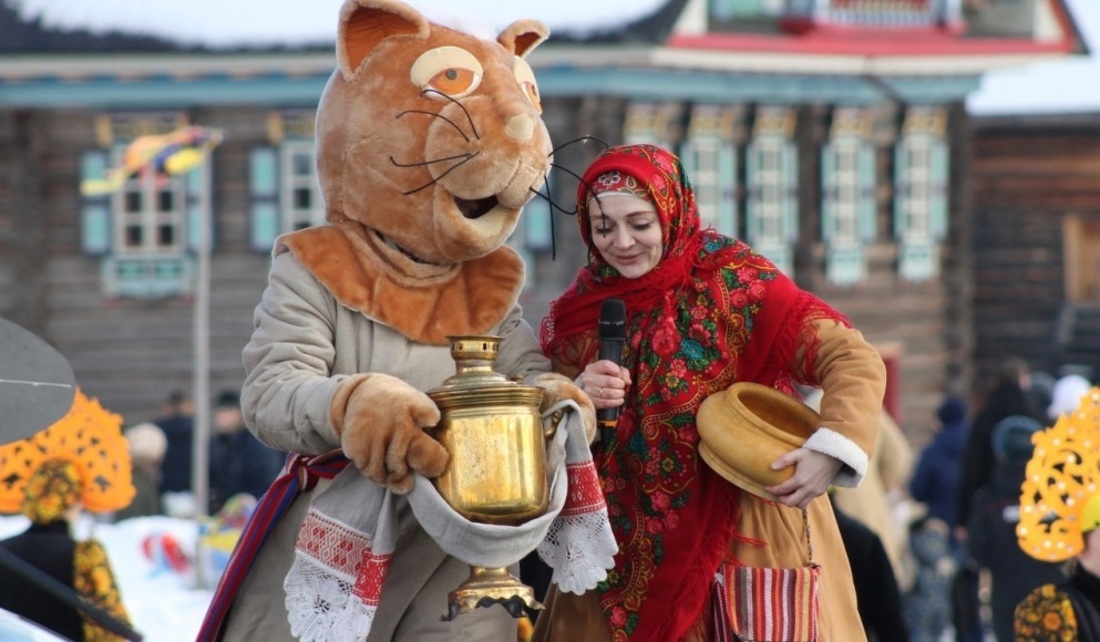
[0,106,275,425]
[970,113,1100,391]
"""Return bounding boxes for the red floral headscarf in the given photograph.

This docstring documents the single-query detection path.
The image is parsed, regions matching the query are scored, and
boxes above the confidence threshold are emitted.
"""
[540,144,847,641]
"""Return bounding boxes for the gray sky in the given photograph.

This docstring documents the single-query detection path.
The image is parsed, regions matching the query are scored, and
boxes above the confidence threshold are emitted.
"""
[14,0,666,45]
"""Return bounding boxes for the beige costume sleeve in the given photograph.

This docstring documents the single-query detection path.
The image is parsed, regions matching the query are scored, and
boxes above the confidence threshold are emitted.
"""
[874,410,914,492]
[793,318,887,486]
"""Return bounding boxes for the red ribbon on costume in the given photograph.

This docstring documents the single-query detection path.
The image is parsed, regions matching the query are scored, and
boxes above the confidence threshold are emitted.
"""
[195,450,349,642]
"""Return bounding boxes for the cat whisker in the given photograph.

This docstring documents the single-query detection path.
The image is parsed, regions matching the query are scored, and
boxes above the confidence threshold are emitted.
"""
[548,161,585,187]
[527,183,572,260]
[548,135,609,159]
[395,152,480,196]
[395,110,472,143]
[421,89,480,140]
[390,152,474,169]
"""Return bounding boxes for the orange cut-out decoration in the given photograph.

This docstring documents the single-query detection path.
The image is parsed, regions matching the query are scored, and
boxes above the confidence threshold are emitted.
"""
[0,388,134,514]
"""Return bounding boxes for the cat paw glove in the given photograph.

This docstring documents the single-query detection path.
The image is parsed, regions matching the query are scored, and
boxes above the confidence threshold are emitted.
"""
[533,372,598,444]
[330,373,448,494]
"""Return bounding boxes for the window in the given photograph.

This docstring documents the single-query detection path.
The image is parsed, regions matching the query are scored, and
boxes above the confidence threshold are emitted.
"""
[114,146,187,255]
[79,114,209,299]
[894,108,949,282]
[680,105,738,237]
[711,0,784,18]
[623,102,679,148]
[821,108,876,286]
[508,174,554,290]
[249,112,324,252]
[745,107,798,275]
[280,140,324,232]
[519,174,554,252]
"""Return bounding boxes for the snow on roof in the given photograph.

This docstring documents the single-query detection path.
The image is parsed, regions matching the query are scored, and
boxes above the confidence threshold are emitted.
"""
[13,0,667,48]
[968,54,1100,116]
[967,0,1100,115]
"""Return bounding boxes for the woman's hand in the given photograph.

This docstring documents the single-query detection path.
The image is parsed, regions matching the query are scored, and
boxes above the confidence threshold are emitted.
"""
[763,448,844,509]
[580,359,632,411]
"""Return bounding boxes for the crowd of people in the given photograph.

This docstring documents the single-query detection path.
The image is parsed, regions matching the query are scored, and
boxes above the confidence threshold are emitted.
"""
[122,388,286,521]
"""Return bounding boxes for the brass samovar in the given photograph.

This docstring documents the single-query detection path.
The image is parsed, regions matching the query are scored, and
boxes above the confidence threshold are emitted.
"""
[427,335,558,620]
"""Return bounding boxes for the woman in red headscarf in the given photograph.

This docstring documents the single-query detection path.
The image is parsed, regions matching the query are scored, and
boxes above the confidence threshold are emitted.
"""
[533,144,886,642]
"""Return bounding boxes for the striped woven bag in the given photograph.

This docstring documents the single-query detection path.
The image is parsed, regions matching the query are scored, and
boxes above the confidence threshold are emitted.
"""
[716,508,820,642]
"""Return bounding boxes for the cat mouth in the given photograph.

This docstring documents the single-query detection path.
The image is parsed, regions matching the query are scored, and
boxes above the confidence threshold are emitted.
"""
[454,195,499,219]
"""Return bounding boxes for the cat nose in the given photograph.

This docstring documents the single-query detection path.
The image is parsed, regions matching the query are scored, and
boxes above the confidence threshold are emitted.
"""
[504,113,535,141]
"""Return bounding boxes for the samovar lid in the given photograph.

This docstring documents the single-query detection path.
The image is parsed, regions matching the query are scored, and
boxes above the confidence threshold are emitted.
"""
[427,335,541,404]
[429,335,510,391]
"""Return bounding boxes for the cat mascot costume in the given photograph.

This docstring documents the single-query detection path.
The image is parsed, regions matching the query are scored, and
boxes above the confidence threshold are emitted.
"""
[196,1,616,640]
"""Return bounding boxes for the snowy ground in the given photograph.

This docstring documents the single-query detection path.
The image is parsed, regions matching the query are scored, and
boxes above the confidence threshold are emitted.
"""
[1,511,978,642]
[0,515,214,642]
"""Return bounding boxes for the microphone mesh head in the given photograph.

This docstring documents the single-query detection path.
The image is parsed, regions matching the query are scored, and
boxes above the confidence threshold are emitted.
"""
[598,298,626,340]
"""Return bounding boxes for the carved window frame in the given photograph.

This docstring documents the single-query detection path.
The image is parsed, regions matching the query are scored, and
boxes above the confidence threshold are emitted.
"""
[821,107,876,287]
[894,107,949,282]
[745,106,798,275]
[680,104,739,238]
[79,112,204,300]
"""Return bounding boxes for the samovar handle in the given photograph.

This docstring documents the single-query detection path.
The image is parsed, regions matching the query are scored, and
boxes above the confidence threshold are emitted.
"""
[544,408,566,440]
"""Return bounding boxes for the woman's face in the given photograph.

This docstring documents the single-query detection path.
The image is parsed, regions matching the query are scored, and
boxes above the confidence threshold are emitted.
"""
[587,193,663,279]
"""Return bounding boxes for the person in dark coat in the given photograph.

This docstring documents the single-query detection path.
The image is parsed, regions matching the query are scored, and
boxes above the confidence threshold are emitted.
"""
[953,359,1044,642]
[207,389,285,514]
[905,514,955,642]
[956,357,1044,535]
[831,495,909,642]
[156,389,194,496]
[910,395,969,531]
[968,415,1065,642]
[909,393,975,642]
[115,421,168,520]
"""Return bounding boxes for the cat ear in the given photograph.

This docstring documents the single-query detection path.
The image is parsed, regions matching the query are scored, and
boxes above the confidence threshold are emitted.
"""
[498,19,549,58]
[337,0,430,79]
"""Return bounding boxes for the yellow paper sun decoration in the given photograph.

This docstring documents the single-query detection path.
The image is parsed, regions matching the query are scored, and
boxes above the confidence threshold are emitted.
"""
[0,388,135,514]
[1018,386,1100,562]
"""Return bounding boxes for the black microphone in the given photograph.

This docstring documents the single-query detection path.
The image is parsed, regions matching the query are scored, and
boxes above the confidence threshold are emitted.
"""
[596,298,626,445]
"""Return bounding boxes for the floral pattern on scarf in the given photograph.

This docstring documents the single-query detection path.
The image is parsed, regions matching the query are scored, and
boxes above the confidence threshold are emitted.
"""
[542,145,846,641]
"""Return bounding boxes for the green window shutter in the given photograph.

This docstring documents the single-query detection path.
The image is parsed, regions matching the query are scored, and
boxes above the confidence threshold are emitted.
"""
[929,140,949,240]
[858,144,877,242]
[782,142,798,243]
[820,144,836,243]
[249,147,281,252]
[744,144,761,245]
[679,140,698,182]
[79,150,112,256]
[184,165,209,253]
[893,142,910,240]
[717,143,737,237]
[523,175,553,251]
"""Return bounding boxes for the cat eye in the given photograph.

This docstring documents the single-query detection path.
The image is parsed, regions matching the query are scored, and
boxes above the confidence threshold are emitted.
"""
[410,46,484,99]
[513,56,542,114]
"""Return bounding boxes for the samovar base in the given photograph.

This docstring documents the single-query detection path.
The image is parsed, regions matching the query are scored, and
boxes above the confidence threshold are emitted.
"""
[441,565,543,621]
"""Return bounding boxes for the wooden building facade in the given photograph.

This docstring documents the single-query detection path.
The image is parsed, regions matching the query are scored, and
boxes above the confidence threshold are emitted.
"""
[970,111,1100,383]
[0,0,1086,444]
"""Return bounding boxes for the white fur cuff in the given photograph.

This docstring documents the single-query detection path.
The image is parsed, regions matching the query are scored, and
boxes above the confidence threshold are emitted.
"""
[804,427,868,488]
